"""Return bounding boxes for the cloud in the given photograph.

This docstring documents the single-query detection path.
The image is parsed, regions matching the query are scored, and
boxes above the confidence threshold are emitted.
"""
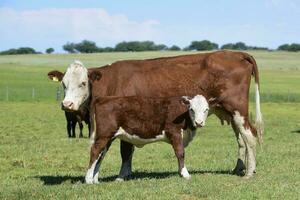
[0,8,162,51]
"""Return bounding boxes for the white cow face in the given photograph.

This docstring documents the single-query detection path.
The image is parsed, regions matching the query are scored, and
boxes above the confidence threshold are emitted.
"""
[61,61,89,111]
[182,95,209,127]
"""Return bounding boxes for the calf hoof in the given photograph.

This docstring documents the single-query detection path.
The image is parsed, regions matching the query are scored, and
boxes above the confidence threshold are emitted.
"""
[180,167,191,180]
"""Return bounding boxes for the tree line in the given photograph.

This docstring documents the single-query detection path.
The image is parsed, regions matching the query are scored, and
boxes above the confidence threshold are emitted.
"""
[1,40,300,55]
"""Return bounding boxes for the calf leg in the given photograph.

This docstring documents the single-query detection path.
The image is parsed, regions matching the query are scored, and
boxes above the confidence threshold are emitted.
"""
[85,137,112,184]
[233,112,257,178]
[168,130,190,180]
[116,140,134,181]
[231,121,246,176]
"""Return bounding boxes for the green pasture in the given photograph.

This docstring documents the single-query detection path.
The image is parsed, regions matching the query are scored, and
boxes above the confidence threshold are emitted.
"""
[0,51,300,199]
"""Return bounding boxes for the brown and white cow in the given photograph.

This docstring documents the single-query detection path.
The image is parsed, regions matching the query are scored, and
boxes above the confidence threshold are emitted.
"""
[48,50,263,179]
[85,95,209,184]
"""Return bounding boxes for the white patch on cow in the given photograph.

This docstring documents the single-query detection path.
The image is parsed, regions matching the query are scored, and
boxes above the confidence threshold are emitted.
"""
[184,95,209,127]
[89,114,96,147]
[255,84,262,123]
[85,154,101,184]
[85,146,109,184]
[180,166,191,179]
[114,128,169,148]
[233,111,257,178]
[182,129,196,148]
[62,60,89,111]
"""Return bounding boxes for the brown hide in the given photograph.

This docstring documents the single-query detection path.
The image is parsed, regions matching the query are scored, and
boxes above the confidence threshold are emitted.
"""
[89,51,258,129]
[92,96,193,139]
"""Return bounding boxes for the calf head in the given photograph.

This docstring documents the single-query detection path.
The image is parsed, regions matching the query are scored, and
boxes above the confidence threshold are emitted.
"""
[182,95,209,127]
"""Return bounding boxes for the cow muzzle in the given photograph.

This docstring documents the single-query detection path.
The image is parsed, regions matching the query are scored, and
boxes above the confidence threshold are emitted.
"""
[62,101,74,111]
[195,121,205,128]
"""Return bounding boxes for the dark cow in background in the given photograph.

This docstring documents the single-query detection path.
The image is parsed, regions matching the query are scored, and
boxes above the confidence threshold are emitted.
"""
[64,109,91,138]
[48,50,263,180]
[85,95,209,184]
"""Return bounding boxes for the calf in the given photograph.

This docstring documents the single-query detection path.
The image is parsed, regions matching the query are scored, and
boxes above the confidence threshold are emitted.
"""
[85,95,209,184]
[64,108,91,138]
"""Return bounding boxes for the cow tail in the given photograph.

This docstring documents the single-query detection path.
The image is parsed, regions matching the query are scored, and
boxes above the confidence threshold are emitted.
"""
[246,55,264,145]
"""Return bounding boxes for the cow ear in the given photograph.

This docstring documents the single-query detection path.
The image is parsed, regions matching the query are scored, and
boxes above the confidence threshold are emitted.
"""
[89,71,102,82]
[208,97,218,106]
[47,70,64,82]
[181,96,191,105]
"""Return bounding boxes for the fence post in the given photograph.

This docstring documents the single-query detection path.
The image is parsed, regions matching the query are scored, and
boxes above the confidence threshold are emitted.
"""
[56,87,61,101]
[32,88,35,100]
[6,87,8,101]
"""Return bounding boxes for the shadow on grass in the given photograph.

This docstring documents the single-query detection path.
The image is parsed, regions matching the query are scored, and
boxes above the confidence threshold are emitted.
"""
[35,169,232,185]
[291,130,300,133]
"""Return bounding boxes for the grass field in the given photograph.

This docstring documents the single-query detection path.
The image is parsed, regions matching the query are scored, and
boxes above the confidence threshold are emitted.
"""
[0,51,300,199]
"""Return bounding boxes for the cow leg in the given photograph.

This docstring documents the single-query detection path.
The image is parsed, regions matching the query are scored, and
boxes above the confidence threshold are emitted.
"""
[116,140,134,181]
[71,121,76,138]
[85,137,112,184]
[233,111,257,178]
[231,120,246,176]
[168,130,190,180]
[67,121,72,138]
[78,122,83,138]
[88,122,91,138]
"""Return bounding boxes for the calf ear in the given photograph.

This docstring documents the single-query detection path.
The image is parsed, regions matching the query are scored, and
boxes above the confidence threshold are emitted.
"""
[47,70,64,82]
[88,71,102,82]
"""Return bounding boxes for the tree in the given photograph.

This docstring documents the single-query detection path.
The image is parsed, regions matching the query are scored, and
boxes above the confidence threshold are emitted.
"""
[74,40,99,53]
[46,48,54,54]
[277,43,300,52]
[63,42,76,53]
[234,42,247,50]
[221,43,235,50]
[169,45,181,51]
[154,44,168,51]
[0,47,38,55]
[277,44,290,51]
[114,41,164,52]
[188,40,218,51]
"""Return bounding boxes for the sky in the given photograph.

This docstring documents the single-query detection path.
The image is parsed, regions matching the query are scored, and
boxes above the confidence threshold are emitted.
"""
[0,0,299,52]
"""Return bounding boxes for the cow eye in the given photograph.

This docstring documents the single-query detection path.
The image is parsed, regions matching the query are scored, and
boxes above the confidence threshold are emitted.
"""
[204,108,209,113]
[79,82,86,87]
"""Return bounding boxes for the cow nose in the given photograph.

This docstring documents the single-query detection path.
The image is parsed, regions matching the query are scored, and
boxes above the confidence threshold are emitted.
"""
[62,101,73,109]
[196,121,204,127]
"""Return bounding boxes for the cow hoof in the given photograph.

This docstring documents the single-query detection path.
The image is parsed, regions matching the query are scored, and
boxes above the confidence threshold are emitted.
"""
[183,175,191,180]
[232,168,245,176]
[242,174,253,180]
[85,177,94,184]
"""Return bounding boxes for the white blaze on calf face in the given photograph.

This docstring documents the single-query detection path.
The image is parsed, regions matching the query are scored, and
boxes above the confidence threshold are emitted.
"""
[183,95,209,127]
[62,61,89,111]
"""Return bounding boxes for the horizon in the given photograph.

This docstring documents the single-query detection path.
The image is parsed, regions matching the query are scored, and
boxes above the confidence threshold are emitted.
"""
[1,0,299,52]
